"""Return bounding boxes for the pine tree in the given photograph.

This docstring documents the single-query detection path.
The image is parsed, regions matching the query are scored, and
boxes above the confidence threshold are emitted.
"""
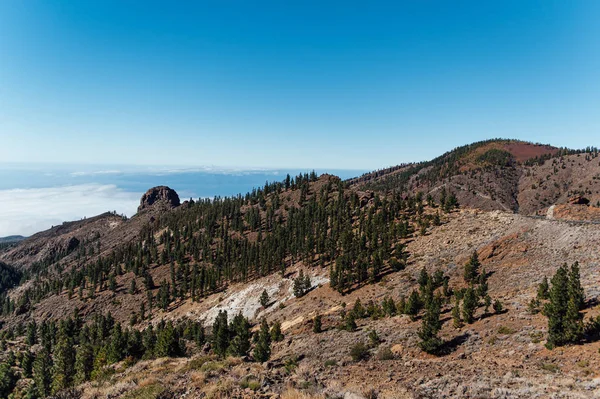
[462,286,477,324]
[270,321,284,342]
[253,318,271,363]
[452,296,463,328]
[405,290,422,321]
[313,314,322,333]
[477,268,488,298]
[129,278,137,295]
[484,294,492,314]
[21,351,34,378]
[463,251,480,283]
[493,299,503,313]
[107,324,126,363]
[417,267,429,289]
[26,321,37,346]
[228,313,251,357]
[260,289,270,308]
[51,329,75,394]
[212,310,229,358]
[109,274,117,292]
[568,262,585,310]
[33,349,52,397]
[545,265,570,348]
[293,270,310,297]
[418,296,443,354]
[155,322,180,357]
[0,362,16,399]
[74,341,94,384]
[537,276,549,300]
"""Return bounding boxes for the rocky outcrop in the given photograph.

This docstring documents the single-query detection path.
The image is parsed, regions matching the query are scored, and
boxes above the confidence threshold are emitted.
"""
[137,186,181,213]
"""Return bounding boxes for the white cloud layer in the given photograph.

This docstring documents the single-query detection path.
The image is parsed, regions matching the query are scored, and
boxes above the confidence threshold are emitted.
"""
[0,184,141,237]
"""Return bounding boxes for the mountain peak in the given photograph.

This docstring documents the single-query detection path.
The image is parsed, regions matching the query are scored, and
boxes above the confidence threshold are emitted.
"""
[137,185,181,213]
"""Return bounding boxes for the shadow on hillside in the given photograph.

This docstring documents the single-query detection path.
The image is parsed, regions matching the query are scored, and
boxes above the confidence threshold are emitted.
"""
[584,298,599,310]
[439,333,469,355]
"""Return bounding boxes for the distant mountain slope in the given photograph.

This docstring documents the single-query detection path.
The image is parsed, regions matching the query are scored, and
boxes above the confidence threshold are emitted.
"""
[349,139,600,215]
[0,235,26,244]
[2,139,600,398]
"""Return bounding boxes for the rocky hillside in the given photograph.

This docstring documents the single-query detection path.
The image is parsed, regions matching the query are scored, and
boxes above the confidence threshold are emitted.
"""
[1,140,600,398]
[350,139,600,216]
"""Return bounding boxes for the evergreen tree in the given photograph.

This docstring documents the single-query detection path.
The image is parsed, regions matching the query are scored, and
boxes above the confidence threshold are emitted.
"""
[129,278,137,295]
[33,349,52,397]
[107,324,126,363]
[260,289,270,308]
[21,351,34,378]
[74,341,94,384]
[293,270,310,297]
[493,299,503,313]
[313,314,322,333]
[228,313,251,357]
[253,318,271,363]
[51,329,75,394]
[462,286,477,324]
[418,296,443,354]
[545,265,573,348]
[463,251,480,283]
[568,262,585,310]
[417,267,429,289]
[477,268,488,298]
[270,321,284,342]
[109,274,117,292]
[212,310,229,358]
[155,322,180,357]
[0,362,16,399]
[405,290,422,321]
[26,321,37,346]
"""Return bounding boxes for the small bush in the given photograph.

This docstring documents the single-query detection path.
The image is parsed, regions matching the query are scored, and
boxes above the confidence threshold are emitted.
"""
[497,326,516,335]
[350,342,369,362]
[376,346,394,361]
[324,359,337,367]
[540,363,560,373]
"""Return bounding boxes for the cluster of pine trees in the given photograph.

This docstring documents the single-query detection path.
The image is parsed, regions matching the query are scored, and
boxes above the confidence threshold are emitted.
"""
[0,311,205,398]
[209,310,283,363]
[0,309,289,398]
[2,172,448,324]
[533,262,586,348]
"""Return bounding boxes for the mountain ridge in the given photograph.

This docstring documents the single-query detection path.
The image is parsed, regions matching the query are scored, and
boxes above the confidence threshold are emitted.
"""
[1,138,600,398]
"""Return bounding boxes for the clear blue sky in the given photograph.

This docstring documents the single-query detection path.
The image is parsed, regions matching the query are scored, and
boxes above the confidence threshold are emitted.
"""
[1,1,599,170]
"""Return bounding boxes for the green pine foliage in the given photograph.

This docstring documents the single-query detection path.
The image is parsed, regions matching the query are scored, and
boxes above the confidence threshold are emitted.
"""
[260,289,270,308]
[418,296,443,354]
[462,286,477,324]
[313,314,322,333]
[253,318,272,363]
[463,251,480,283]
[545,263,584,348]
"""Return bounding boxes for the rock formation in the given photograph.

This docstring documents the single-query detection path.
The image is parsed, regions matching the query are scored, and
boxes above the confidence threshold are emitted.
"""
[138,186,181,213]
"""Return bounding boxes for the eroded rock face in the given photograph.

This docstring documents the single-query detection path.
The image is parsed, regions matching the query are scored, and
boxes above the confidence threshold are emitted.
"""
[138,186,180,213]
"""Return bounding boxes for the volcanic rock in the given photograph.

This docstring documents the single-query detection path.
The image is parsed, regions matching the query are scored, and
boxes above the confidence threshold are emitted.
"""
[138,186,180,213]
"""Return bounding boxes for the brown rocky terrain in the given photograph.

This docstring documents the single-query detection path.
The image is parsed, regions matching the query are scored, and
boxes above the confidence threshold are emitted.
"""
[351,140,600,217]
[2,139,600,398]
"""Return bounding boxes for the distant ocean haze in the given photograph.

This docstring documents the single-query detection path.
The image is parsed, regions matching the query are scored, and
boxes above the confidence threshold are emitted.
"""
[0,165,364,237]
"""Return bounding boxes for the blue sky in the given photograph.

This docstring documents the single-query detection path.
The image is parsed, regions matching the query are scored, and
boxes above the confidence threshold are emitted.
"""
[1,1,599,170]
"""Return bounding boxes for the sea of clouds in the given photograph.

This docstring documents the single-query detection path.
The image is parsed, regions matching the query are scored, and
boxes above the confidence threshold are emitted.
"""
[0,184,140,237]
